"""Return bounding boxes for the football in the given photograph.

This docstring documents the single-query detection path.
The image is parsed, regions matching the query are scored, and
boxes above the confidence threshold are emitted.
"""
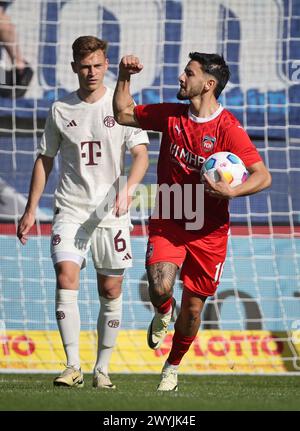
[201,151,249,187]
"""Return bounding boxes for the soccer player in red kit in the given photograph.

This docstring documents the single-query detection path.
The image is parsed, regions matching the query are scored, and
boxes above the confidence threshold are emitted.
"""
[113,52,272,391]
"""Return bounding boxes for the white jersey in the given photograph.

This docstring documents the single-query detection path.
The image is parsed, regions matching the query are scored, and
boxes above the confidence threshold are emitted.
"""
[38,87,149,228]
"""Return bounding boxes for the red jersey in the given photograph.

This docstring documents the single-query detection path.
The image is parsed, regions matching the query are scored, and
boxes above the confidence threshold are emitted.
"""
[134,103,262,234]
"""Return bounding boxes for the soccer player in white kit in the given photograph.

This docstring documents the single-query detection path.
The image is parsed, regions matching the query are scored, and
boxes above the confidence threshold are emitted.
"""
[17,36,149,388]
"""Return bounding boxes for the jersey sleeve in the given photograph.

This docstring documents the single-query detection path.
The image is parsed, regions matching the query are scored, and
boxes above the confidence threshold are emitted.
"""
[224,125,262,168]
[124,125,150,150]
[37,104,61,157]
[134,103,172,132]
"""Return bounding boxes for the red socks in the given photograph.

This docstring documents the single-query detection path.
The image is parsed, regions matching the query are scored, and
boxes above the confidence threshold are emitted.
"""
[156,298,195,366]
[167,330,196,366]
[157,297,173,315]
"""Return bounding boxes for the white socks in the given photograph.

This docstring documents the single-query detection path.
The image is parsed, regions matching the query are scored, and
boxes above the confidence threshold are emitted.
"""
[55,289,80,369]
[56,289,122,375]
[94,294,122,375]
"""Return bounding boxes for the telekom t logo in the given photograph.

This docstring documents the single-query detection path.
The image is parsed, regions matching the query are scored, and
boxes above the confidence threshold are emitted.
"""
[81,141,101,166]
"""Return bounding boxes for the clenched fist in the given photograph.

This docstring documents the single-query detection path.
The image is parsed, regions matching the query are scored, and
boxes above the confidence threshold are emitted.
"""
[119,55,143,77]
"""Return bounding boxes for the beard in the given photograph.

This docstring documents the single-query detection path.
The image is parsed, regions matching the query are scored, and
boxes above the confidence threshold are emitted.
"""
[177,89,189,100]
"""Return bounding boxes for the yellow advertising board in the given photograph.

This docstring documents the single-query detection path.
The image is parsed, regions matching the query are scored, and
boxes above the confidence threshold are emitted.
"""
[0,330,299,373]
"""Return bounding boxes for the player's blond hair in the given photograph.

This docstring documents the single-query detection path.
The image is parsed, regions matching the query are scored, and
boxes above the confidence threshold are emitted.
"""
[72,36,108,61]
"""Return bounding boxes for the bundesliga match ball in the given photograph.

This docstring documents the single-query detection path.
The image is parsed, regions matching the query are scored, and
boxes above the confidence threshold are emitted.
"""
[201,151,249,187]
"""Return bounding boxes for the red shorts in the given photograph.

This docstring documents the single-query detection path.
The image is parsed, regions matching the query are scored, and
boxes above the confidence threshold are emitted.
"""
[146,220,228,297]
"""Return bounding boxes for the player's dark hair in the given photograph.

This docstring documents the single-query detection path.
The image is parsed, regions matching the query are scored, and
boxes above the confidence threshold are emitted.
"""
[189,52,230,98]
[72,36,108,61]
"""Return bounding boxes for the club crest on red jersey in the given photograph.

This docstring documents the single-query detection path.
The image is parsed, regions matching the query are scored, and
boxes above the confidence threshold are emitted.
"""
[104,115,115,128]
[202,135,216,152]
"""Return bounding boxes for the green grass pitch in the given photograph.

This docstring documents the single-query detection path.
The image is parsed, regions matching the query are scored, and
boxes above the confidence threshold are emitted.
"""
[0,374,299,411]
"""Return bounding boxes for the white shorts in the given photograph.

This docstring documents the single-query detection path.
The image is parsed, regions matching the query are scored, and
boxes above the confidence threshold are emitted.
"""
[50,220,132,273]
